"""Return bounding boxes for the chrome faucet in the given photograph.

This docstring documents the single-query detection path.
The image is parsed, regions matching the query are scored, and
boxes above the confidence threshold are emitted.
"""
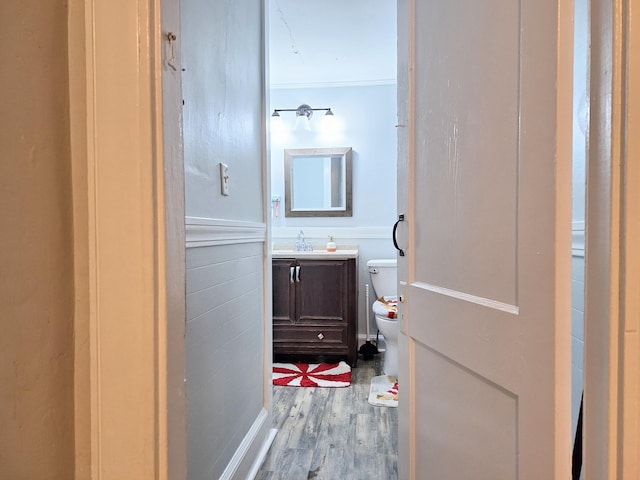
[294,230,313,252]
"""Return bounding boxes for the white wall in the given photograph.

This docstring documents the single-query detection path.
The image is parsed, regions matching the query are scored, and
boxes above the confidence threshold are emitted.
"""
[270,84,398,340]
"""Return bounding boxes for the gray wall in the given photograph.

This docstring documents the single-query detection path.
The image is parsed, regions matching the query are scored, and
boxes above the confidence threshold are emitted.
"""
[181,0,269,477]
[270,84,398,338]
[182,0,264,223]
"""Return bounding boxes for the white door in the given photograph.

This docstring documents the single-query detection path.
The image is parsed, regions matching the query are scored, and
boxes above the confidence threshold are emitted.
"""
[396,1,573,478]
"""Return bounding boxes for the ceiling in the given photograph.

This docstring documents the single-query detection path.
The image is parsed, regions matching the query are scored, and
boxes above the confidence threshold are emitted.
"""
[268,0,397,87]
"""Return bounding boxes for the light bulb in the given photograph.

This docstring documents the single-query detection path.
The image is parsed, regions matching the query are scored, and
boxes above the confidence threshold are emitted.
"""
[295,114,311,131]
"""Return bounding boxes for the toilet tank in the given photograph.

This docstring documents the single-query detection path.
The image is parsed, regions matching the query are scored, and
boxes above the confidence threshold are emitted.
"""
[367,259,397,297]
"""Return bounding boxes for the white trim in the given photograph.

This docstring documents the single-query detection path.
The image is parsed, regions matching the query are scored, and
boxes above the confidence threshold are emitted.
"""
[261,4,276,479]
[270,78,397,90]
[186,217,267,247]
[620,0,640,473]
[572,220,585,257]
[70,0,166,476]
[620,3,640,470]
[584,0,627,476]
[411,281,520,315]
[272,226,391,240]
[247,428,277,480]
[219,408,272,480]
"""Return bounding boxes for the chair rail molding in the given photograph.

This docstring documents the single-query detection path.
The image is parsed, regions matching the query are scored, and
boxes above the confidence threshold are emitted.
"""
[572,220,585,257]
[186,217,267,247]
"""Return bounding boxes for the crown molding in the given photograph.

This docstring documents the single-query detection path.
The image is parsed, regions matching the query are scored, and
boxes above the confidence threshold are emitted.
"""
[269,79,397,90]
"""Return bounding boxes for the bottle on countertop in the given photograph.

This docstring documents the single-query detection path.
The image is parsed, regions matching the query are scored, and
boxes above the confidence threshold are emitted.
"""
[326,235,337,252]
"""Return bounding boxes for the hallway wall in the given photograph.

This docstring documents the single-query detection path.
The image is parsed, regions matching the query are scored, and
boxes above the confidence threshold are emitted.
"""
[181,0,272,478]
[0,0,75,478]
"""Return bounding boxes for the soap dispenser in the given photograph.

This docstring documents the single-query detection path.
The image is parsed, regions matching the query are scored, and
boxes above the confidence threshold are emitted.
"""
[326,235,337,252]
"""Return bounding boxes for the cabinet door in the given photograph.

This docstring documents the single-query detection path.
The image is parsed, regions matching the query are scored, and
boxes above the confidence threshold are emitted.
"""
[272,259,296,324]
[296,259,350,325]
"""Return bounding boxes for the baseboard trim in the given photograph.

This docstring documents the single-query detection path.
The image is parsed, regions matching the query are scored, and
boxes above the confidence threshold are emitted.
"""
[220,408,272,480]
[247,428,278,480]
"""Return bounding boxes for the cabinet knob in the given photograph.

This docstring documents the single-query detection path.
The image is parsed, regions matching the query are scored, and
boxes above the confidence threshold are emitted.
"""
[317,332,325,340]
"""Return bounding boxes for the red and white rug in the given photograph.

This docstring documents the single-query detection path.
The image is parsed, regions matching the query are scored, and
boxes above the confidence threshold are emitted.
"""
[367,375,398,407]
[272,361,351,387]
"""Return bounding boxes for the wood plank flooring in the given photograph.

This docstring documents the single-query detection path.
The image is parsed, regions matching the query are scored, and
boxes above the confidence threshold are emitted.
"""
[256,355,398,480]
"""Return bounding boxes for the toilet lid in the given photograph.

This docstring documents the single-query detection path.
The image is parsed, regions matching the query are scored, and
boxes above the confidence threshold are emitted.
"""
[373,296,398,319]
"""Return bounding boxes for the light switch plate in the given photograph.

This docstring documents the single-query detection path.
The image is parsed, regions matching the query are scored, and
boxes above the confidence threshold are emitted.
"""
[219,163,229,196]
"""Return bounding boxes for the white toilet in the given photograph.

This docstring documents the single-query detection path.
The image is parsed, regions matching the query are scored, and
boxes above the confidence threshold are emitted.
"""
[367,259,398,377]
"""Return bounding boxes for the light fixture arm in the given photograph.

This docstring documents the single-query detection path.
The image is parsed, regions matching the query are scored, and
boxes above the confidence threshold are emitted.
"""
[272,104,334,120]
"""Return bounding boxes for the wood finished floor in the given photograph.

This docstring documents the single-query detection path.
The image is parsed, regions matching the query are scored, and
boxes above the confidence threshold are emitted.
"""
[256,354,398,480]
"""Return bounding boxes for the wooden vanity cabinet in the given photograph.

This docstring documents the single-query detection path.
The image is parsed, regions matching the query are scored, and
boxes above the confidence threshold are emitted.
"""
[272,257,358,366]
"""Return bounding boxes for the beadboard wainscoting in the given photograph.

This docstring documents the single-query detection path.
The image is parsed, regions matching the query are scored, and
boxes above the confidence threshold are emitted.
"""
[571,221,585,438]
[185,218,273,480]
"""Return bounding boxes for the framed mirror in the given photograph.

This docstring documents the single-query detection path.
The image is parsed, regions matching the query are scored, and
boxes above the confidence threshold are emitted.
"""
[284,147,352,217]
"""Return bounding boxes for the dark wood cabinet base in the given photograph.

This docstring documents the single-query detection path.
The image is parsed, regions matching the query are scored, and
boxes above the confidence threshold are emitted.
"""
[272,258,358,367]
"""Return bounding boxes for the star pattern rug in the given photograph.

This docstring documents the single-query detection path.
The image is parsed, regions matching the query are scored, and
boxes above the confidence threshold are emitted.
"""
[272,361,351,387]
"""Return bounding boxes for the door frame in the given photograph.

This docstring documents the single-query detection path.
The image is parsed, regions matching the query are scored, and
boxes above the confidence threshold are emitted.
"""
[66,0,639,477]
[584,0,640,477]
[69,0,185,478]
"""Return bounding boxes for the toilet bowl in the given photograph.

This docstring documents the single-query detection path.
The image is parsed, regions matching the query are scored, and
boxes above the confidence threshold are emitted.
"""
[372,297,399,377]
[367,259,399,377]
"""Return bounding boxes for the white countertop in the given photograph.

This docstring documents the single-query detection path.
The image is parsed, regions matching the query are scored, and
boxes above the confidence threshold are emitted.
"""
[272,246,358,260]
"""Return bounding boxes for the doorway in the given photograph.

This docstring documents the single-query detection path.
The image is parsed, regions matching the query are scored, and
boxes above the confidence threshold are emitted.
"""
[263,1,400,476]
[68,0,638,476]
[570,0,588,474]
[267,0,399,365]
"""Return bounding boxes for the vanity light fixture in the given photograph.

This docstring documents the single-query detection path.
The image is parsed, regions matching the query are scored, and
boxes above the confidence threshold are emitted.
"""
[271,104,334,131]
